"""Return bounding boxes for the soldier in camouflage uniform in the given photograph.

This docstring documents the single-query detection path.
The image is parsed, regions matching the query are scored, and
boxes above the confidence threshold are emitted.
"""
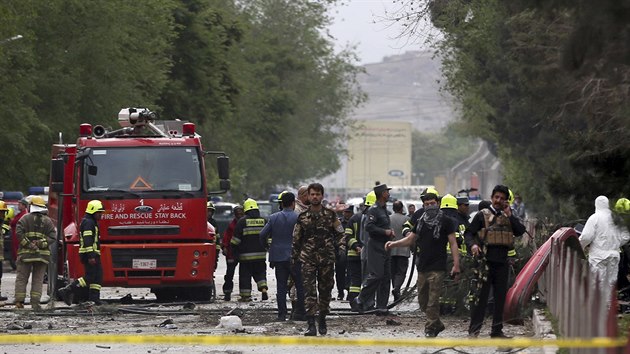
[292,183,345,336]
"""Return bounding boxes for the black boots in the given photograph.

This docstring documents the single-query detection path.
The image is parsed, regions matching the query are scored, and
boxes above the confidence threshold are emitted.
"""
[304,316,317,336]
[57,282,77,306]
[88,289,102,306]
[304,314,327,336]
[318,314,327,335]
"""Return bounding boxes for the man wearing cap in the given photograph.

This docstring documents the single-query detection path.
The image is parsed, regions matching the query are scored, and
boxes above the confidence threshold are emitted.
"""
[10,198,29,266]
[456,197,471,228]
[15,197,56,310]
[351,184,395,315]
[259,192,305,321]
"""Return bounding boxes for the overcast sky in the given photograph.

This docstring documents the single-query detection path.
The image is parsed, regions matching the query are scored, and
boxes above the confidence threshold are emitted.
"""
[328,0,426,65]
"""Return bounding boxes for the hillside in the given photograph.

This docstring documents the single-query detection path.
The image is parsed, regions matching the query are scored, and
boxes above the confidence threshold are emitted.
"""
[353,50,457,131]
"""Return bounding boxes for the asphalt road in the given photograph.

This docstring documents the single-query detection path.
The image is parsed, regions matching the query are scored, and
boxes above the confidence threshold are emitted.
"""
[0,259,545,354]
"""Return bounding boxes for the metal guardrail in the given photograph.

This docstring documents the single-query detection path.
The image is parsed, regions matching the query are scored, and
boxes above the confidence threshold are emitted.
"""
[540,227,620,354]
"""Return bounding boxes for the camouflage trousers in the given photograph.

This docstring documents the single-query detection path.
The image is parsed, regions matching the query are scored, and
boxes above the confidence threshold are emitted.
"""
[302,260,334,316]
[15,259,47,304]
[417,270,446,333]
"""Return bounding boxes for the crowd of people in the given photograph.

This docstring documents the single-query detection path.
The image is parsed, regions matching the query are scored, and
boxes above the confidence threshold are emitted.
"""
[1,182,628,341]
[210,182,537,338]
[210,183,630,338]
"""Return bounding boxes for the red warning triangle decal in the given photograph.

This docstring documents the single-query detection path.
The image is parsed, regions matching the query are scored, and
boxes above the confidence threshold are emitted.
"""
[130,176,153,190]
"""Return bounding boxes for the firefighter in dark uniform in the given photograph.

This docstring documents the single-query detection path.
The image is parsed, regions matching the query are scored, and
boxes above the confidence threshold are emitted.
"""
[351,184,395,315]
[292,183,345,336]
[344,196,371,302]
[58,200,105,305]
[464,185,526,338]
[439,194,468,314]
[231,198,268,302]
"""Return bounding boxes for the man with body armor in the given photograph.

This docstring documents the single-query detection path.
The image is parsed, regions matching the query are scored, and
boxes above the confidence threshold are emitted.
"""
[464,185,526,338]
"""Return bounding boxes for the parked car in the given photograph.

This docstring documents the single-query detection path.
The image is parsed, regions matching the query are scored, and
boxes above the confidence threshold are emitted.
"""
[256,200,280,219]
[213,202,238,237]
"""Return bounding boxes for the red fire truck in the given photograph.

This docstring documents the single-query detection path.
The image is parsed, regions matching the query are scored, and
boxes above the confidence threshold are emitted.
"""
[48,108,230,302]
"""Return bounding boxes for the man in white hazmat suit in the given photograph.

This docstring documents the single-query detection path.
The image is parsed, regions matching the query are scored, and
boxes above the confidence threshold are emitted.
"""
[579,196,630,305]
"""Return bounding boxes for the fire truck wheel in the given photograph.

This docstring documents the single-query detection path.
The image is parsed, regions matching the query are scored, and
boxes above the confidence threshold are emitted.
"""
[179,286,212,302]
[152,288,177,303]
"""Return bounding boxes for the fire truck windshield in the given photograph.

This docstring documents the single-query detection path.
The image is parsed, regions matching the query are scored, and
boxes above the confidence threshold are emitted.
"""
[82,147,203,193]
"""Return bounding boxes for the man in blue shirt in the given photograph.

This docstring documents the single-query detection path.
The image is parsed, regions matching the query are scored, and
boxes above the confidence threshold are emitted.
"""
[260,191,305,321]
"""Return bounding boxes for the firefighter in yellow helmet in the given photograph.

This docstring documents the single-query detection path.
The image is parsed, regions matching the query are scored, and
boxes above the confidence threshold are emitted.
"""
[344,192,371,303]
[14,197,56,310]
[230,198,268,302]
[57,200,105,306]
[0,201,9,301]
[402,187,440,238]
[441,194,467,254]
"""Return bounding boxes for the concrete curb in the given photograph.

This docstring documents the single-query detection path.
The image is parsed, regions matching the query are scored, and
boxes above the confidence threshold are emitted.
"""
[532,308,558,354]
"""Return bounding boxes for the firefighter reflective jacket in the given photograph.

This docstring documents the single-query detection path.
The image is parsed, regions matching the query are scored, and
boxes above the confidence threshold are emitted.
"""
[345,212,364,258]
[16,212,56,263]
[231,210,267,262]
[79,213,101,258]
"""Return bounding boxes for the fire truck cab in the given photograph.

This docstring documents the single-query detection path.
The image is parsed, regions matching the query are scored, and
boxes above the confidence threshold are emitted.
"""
[48,108,230,302]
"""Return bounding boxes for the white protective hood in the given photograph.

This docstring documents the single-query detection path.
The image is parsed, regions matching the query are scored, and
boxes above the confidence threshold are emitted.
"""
[579,195,630,263]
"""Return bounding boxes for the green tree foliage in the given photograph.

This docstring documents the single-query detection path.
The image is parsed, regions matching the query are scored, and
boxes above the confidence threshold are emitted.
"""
[219,0,364,197]
[412,128,476,185]
[393,0,630,223]
[0,0,176,189]
[0,0,363,200]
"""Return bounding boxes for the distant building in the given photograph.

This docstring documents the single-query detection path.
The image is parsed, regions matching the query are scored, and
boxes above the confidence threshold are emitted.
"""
[330,120,413,196]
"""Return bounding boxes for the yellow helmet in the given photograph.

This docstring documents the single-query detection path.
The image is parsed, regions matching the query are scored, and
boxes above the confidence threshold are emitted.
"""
[615,198,630,214]
[364,191,377,207]
[421,187,440,201]
[440,194,457,209]
[243,198,258,212]
[6,207,15,220]
[31,196,47,208]
[0,201,7,211]
[86,200,105,214]
[206,201,215,210]
[508,189,515,204]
